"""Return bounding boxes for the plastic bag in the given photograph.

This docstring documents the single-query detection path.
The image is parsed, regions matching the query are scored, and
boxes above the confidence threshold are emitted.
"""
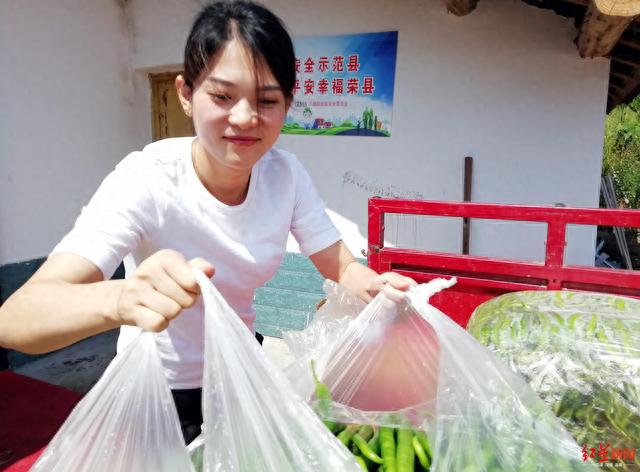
[284,278,598,471]
[192,270,362,472]
[283,280,366,361]
[468,290,640,468]
[31,331,194,472]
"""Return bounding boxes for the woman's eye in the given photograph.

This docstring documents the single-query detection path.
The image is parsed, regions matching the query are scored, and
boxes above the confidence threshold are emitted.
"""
[210,93,230,102]
[259,98,278,106]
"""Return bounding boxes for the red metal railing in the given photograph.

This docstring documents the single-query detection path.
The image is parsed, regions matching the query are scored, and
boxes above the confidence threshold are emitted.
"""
[367,198,640,327]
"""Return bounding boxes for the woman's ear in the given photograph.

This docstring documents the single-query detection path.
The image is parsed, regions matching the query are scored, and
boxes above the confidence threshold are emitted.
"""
[176,75,193,117]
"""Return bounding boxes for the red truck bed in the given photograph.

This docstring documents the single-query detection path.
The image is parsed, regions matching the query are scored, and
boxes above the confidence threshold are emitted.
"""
[367,198,640,328]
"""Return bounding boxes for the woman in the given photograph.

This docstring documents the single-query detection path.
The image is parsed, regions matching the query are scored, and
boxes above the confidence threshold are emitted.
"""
[0,0,413,443]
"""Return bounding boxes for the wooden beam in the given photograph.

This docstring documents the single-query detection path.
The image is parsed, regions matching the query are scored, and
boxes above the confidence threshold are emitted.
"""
[611,58,638,74]
[611,47,640,66]
[441,0,479,16]
[611,74,626,87]
[611,83,626,93]
[576,1,636,57]
[618,37,640,49]
[594,0,640,16]
[608,57,640,109]
[612,70,633,80]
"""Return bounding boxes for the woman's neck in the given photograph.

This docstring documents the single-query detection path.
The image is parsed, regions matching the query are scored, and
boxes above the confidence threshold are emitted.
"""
[192,140,251,206]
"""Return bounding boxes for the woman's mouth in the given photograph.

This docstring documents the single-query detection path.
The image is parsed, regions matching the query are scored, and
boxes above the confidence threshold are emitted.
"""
[224,136,260,146]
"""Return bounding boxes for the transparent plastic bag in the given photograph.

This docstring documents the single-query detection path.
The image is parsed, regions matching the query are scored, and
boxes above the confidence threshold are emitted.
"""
[468,290,640,468]
[284,278,598,471]
[193,270,362,472]
[187,435,204,471]
[31,331,194,472]
[283,280,366,361]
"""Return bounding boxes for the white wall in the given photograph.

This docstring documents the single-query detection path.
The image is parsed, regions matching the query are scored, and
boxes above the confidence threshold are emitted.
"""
[0,0,143,264]
[1,0,609,267]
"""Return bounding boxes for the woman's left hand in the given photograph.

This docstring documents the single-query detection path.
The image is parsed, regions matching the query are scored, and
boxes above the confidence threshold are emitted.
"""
[369,272,417,302]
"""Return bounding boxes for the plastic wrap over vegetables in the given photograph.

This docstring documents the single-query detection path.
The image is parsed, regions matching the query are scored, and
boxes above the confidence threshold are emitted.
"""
[468,290,640,470]
[285,279,597,471]
[31,331,194,472]
[193,271,362,472]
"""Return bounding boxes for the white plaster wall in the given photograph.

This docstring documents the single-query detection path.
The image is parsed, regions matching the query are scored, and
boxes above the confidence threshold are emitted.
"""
[0,0,142,265]
[127,0,608,266]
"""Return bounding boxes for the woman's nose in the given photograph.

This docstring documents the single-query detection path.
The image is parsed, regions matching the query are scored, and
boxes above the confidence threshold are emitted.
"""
[228,99,258,128]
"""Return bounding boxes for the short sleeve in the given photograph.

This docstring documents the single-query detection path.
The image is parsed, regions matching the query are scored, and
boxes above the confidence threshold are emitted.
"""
[289,159,341,256]
[51,153,158,279]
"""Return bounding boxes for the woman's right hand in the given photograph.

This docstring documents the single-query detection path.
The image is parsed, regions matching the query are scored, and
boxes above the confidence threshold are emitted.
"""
[115,249,214,332]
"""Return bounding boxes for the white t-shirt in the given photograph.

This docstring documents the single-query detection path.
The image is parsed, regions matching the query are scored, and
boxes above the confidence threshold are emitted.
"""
[52,137,340,388]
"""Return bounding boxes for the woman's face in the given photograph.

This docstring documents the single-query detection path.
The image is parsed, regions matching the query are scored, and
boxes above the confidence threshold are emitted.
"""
[179,38,289,172]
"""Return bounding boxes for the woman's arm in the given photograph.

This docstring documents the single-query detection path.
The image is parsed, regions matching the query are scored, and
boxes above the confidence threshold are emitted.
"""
[0,251,213,354]
[309,241,414,303]
[0,253,124,353]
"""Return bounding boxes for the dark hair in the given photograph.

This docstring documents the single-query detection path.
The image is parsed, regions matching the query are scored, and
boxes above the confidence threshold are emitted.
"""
[183,0,296,99]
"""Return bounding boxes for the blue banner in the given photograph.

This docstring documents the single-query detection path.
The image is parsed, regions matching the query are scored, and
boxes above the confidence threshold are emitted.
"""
[283,31,398,137]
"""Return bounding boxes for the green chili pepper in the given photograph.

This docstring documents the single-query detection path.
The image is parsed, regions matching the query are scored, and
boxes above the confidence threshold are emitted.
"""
[510,322,518,340]
[554,291,565,308]
[309,360,341,433]
[623,382,640,405]
[596,328,608,344]
[604,406,633,439]
[351,439,360,455]
[353,433,384,465]
[567,312,581,330]
[585,407,605,434]
[519,314,529,332]
[500,313,512,331]
[357,425,374,441]
[614,299,626,311]
[551,311,565,326]
[354,455,368,471]
[480,324,491,344]
[554,389,582,419]
[333,423,346,435]
[412,434,430,470]
[367,431,380,456]
[337,424,359,447]
[586,315,598,336]
[614,319,632,350]
[395,428,415,472]
[414,430,432,460]
[538,312,550,330]
[379,427,397,472]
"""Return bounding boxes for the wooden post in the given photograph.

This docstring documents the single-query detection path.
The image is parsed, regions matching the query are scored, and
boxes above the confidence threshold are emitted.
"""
[462,156,473,255]
[576,1,636,58]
